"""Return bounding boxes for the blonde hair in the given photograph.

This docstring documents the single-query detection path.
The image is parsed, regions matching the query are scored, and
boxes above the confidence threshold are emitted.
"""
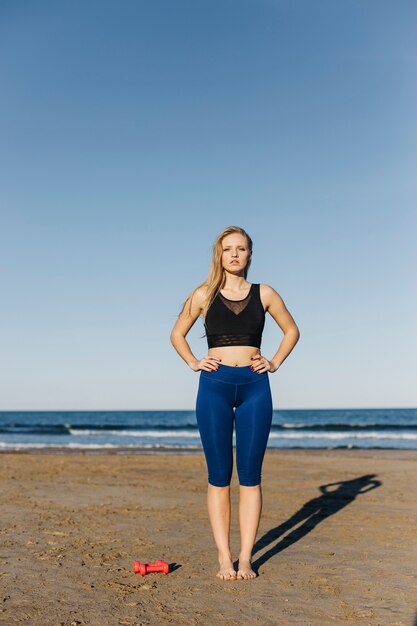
[179,225,253,320]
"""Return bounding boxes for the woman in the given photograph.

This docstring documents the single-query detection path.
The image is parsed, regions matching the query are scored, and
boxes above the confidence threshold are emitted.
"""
[170,225,300,581]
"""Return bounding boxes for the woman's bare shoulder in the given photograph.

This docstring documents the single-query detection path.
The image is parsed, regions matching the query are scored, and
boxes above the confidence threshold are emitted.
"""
[259,283,282,297]
[187,284,209,307]
[259,284,285,309]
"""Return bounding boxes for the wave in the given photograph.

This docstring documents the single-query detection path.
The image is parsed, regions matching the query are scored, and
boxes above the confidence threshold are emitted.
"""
[68,428,200,438]
[0,442,201,450]
[280,423,417,430]
[2,422,417,436]
[0,423,199,435]
[268,431,417,440]
[0,425,72,435]
[0,440,415,452]
[72,429,417,440]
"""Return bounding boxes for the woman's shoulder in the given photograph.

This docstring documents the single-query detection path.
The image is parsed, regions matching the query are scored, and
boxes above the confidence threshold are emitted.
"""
[189,283,209,306]
[259,283,279,296]
[259,283,283,308]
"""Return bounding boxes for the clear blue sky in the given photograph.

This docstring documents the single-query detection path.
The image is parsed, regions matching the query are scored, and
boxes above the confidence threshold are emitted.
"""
[0,0,416,410]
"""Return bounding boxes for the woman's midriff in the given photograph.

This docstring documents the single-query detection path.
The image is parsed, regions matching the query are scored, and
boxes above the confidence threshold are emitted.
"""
[208,346,261,367]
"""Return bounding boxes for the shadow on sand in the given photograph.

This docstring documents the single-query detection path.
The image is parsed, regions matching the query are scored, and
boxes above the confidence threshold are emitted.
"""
[247,473,382,573]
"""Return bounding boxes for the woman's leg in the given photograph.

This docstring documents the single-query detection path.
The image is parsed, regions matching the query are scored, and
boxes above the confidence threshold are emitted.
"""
[234,376,273,579]
[207,484,235,579]
[196,373,236,579]
[237,485,262,579]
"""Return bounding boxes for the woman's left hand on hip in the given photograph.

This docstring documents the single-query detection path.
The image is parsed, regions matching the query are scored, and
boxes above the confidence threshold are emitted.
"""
[250,355,278,373]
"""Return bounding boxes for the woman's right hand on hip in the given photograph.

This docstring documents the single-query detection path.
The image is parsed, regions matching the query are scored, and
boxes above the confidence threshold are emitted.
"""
[189,356,222,372]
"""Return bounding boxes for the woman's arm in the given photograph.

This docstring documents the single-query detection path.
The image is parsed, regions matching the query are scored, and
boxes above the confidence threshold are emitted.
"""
[170,286,221,372]
[257,284,300,373]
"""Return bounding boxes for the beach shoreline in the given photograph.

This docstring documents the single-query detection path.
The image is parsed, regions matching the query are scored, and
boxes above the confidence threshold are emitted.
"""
[1,449,416,625]
[2,446,417,457]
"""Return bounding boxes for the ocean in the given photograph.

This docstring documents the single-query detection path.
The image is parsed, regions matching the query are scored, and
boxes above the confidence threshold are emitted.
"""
[0,408,417,451]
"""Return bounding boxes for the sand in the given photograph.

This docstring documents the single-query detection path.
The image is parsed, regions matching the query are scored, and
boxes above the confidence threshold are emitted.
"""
[1,448,416,626]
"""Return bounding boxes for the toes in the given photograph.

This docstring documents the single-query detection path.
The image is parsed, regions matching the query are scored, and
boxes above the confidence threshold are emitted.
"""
[236,569,256,580]
[217,570,237,580]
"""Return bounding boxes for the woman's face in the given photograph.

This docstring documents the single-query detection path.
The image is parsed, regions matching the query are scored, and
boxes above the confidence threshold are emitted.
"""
[221,233,251,272]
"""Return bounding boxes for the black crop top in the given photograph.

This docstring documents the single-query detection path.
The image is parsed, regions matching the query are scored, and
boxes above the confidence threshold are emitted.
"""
[204,283,265,349]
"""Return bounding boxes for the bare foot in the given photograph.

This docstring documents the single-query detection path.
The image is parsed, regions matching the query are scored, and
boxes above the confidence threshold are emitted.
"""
[216,557,237,581]
[236,559,257,580]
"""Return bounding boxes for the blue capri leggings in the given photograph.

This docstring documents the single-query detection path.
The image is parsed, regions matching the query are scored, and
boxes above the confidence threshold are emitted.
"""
[195,364,273,487]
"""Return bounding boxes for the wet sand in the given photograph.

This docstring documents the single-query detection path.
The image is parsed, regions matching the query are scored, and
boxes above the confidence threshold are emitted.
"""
[1,449,416,625]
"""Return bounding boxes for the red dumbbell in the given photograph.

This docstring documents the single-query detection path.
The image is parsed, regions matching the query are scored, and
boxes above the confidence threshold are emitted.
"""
[134,559,170,576]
